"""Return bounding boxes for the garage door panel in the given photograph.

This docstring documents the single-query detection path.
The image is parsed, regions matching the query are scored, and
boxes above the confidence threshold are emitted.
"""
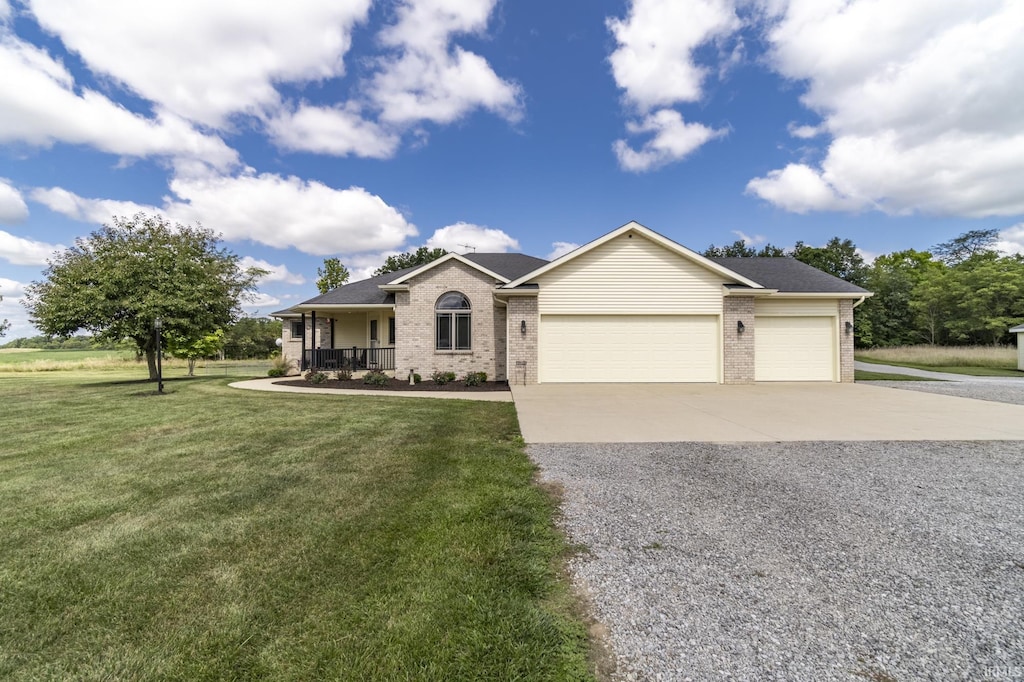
[755,316,834,381]
[540,315,718,383]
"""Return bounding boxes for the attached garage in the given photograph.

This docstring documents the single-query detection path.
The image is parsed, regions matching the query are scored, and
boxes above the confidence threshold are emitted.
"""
[755,316,836,381]
[539,314,719,383]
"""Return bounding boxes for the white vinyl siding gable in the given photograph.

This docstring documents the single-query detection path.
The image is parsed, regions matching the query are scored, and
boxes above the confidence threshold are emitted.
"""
[755,299,839,316]
[536,233,729,315]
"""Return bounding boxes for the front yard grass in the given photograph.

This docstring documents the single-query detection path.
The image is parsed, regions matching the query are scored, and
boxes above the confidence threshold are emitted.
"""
[0,371,593,681]
[854,370,940,381]
[856,345,1022,377]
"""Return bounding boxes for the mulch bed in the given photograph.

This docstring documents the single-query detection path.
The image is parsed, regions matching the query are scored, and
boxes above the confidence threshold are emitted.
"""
[274,377,511,392]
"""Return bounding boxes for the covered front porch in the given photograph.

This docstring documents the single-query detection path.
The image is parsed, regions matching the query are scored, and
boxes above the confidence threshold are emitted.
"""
[291,306,396,372]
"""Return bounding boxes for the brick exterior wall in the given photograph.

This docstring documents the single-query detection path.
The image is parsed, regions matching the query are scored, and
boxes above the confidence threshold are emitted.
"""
[280,316,331,374]
[395,260,507,381]
[722,297,755,384]
[506,296,538,384]
[839,298,855,383]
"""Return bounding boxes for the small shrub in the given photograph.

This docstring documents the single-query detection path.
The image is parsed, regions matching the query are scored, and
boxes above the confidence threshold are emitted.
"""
[413,373,422,384]
[363,369,389,387]
[463,371,487,387]
[268,355,292,377]
[431,370,457,385]
[305,370,328,384]
[335,367,353,381]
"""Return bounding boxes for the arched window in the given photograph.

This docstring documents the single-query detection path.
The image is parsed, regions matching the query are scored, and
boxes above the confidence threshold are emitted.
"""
[436,292,471,350]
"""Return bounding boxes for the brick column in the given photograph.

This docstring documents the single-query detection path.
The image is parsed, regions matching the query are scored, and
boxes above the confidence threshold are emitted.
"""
[507,297,538,385]
[839,299,855,383]
[722,297,755,384]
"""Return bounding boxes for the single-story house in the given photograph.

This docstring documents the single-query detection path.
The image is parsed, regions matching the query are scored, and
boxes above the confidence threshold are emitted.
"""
[1011,323,1024,370]
[272,221,871,384]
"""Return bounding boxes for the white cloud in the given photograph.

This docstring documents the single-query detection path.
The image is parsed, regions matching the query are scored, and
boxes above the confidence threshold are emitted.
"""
[0,32,238,169]
[787,123,822,139]
[267,104,400,159]
[745,162,865,214]
[0,0,10,21]
[30,187,153,224]
[26,0,373,129]
[749,0,1024,217]
[614,109,727,172]
[239,257,305,285]
[0,178,28,223]
[370,0,522,126]
[997,223,1024,256]
[0,229,62,265]
[33,170,418,257]
[546,241,580,260]
[242,292,282,311]
[731,230,765,245]
[0,277,25,297]
[425,222,519,253]
[607,0,741,111]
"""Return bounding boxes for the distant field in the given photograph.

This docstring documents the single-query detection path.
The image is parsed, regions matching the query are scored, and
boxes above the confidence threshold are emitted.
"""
[856,344,1021,377]
[0,349,269,377]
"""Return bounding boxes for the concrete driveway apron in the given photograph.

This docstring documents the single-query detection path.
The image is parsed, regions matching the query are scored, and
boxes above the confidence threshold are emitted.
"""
[510,382,1024,443]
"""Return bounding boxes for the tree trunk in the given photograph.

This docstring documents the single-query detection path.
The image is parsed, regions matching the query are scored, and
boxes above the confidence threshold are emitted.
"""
[137,334,159,381]
[187,358,196,376]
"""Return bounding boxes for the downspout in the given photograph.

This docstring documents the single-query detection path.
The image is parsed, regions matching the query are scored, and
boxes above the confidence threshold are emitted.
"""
[852,295,866,308]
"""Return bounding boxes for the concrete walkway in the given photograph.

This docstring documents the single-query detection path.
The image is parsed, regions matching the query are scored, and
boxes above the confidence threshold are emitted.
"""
[855,360,1024,382]
[510,382,1024,443]
[229,377,514,402]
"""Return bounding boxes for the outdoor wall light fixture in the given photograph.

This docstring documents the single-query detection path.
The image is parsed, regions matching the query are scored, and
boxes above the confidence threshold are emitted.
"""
[521,320,527,335]
[845,320,853,334]
[737,320,745,334]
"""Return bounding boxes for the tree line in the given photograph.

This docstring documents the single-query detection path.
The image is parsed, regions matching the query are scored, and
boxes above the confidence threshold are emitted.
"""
[704,229,1024,347]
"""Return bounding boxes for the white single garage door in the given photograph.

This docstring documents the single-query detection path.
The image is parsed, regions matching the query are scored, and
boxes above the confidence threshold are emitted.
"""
[539,315,719,383]
[755,316,835,381]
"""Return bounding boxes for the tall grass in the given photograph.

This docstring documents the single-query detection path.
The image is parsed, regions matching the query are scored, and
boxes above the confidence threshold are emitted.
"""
[856,344,1016,369]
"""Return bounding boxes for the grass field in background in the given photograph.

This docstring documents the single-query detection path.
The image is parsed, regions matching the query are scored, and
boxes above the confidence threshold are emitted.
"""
[0,349,270,377]
[0,370,593,680]
[856,345,1022,377]
[854,370,940,382]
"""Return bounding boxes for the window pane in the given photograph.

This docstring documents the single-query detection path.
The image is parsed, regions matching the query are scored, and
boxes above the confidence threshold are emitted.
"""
[436,314,452,349]
[437,292,471,310]
[291,321,303,337]
[455,313,471,350]
[388,317,396,344]
[370,319,378,341]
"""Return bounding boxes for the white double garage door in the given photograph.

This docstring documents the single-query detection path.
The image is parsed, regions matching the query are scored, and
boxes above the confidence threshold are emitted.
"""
[538,314,836,383]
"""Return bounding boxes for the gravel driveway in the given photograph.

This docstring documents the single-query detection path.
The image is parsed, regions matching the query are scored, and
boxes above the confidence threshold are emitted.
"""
[531,441,1024,681]
[866,379,1024,406]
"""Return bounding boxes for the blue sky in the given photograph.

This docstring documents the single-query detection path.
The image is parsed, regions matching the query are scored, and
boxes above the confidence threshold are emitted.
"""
[1,0,1022,338]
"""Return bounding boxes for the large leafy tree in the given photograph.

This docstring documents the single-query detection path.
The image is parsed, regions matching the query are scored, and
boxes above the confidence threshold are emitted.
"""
[791,237,868,286]
[315,257,350,294]
[702,240,786,258]
[858,249,938,347]
[374,247,447,276]
[167,329,225,376]
[25,213,264,380]
[932,228,999,265]
[222,317,282,359]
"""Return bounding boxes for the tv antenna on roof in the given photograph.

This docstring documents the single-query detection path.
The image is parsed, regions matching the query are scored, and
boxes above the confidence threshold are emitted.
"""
[458,243,476,253]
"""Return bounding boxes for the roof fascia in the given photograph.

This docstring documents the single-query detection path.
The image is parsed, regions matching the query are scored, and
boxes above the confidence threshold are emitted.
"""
[292,304,397,312]
[723,287,778,297]
[502,221,764,289]
[386,252,510,285]
[767,292,874,299]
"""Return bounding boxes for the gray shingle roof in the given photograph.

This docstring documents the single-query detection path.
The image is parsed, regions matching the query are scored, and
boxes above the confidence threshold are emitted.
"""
[710,257,870,294]
[461,253,550,281]
[294,253,551,307]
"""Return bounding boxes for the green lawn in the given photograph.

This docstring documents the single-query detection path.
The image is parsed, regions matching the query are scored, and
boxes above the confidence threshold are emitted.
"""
[855,356,1023,377]
[0,371,593,681]
[854,369,940,381]
[0,348,134,364]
